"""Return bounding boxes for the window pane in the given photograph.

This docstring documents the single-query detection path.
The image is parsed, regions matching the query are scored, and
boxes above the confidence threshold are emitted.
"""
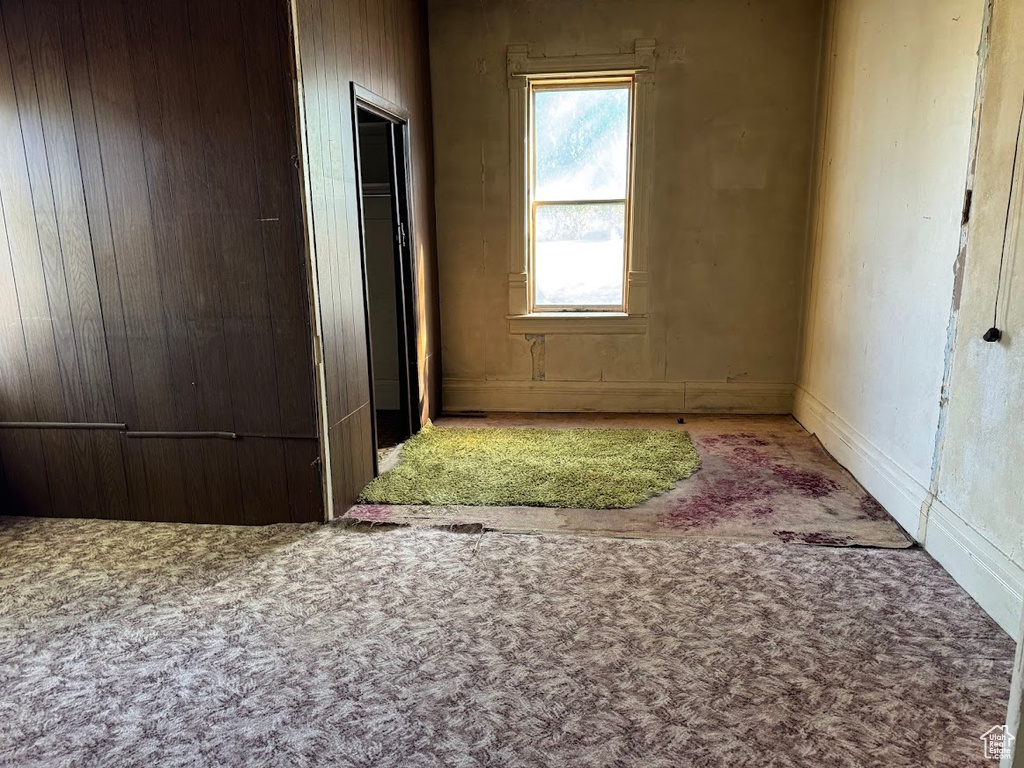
[534,203,625,307]
[534,87,630,201]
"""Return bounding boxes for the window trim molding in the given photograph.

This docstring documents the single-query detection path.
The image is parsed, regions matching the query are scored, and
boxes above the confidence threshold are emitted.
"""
[506,312,648,335]
[529,79,632,314]
[506,39,656,327]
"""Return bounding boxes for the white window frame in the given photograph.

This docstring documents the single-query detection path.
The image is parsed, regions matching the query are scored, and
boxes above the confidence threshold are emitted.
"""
[506,39,655,335]
[529,77,633,314]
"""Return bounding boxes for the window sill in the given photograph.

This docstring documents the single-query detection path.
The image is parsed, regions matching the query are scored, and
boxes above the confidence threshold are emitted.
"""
[507,312,649,335]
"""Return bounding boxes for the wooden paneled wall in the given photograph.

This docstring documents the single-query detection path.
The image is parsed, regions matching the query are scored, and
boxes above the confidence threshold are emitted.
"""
[291,0,441,514]
[0,0,322,523]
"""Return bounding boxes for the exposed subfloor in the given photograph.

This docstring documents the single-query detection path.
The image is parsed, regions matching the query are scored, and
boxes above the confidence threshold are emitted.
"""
[0,516,1011,767]
[348,414,912,548]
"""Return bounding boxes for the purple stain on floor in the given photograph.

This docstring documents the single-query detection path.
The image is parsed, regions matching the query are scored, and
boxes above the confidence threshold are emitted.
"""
[661,477,768,530]
[773,530,852,546]
[655,427,903,545]
[730,446,775,467]
[859,495,889,521]
[770,466,841,498]
[346,505,394,522]
[725,444,841,498]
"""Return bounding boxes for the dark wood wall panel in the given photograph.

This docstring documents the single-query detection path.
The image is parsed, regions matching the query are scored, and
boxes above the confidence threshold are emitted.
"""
[0,0,322,523]
[293,0,441,515]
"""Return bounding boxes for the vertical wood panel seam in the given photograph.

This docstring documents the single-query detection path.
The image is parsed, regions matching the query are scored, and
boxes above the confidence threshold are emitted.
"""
[78,0,155,509]
[235,0,293,517]
[118,0,196,516]
[72,0,147,513]
[24,6,91,430]
[182,0,248,517]
[54,5,119,425]
[127,0,213,519]
[24,0,110,513]
[7,2,75,426]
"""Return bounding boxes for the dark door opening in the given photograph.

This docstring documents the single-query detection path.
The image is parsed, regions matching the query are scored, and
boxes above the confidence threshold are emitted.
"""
[353,88,421,475]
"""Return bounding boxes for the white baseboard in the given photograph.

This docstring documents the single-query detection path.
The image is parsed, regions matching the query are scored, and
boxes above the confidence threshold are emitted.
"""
[442,379,794,414]
[792,386,927,538]
[793,385,1023,635]
[925,498,1024,636]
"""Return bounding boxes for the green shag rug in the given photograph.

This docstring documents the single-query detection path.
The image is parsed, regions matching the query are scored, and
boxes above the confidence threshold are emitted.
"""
[358,425,701,509]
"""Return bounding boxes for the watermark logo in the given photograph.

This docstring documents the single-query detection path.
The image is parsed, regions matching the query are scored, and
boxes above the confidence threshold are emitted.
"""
[981,724,1015,761]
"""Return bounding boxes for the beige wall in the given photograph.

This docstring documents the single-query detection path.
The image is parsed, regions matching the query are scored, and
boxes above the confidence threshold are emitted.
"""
[933,0,1024,632]
[794,0,985,529]
[793,0,1024,636]
[428,0,824,413]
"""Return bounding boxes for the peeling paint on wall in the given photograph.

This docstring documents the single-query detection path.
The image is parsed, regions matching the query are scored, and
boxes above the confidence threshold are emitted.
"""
[935,0,1024,571]
[526,334,546,381]
[925,0,995,531]
[797,0,986,516]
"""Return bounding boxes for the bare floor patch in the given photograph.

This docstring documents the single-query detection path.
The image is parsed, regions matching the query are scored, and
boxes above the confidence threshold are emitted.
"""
[346,414,912,548]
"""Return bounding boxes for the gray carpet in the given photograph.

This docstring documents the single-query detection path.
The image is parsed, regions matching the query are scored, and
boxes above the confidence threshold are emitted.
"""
[0,516,1013,767]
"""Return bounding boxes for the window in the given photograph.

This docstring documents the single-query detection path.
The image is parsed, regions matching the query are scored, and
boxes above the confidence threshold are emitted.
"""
[530,79,633,312]
[506,40,655,332]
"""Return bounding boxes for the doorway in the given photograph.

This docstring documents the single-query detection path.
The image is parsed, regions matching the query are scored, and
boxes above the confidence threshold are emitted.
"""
[353,86,421,474]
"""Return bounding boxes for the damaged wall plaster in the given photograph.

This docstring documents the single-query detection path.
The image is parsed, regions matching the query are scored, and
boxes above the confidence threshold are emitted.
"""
[795,0,986,506]
[527,334,546,381]
[932,0,1024,625]
[794,0,1024,636]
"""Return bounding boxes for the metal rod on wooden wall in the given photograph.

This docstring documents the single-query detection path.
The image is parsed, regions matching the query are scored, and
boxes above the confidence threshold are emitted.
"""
[0,424,317,440]
[124,431,318,440]
[126,431,238,440]
[0,422,127,430]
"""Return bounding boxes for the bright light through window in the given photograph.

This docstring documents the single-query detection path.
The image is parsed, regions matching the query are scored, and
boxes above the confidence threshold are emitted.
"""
[531,81,632,310]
